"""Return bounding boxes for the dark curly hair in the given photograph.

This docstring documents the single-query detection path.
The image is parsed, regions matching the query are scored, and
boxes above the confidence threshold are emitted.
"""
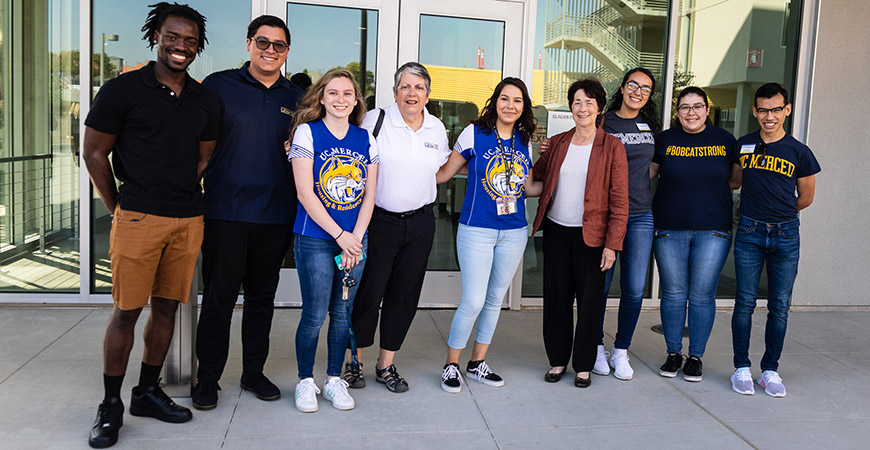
[472,77,537,145]
[568,78,607,113]
[141,2,208,54]
[606,67,662,133]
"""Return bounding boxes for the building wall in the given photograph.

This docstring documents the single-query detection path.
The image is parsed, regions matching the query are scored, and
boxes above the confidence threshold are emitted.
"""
[794,0,870,306]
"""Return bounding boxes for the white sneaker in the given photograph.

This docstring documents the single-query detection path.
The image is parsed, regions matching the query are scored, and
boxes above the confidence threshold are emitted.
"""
[757,370,787,398]
[609,348,634,380]
[322,377,355,410]
[295,378,320,413]
[592,345,610,376]
[730,368,755,395]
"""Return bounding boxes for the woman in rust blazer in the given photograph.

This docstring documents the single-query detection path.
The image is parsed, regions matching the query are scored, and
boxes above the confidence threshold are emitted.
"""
[532,78,629,388]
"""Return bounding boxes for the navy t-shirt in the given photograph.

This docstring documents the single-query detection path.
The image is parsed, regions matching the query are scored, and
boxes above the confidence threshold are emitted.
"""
[455,124,533,230]
[602,111,654,214]
[652,125,737,230]
[736,131,821,222]
[202,63,304,224]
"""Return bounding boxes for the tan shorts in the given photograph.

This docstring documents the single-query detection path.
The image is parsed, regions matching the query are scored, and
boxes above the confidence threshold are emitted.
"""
[109,206,204,310]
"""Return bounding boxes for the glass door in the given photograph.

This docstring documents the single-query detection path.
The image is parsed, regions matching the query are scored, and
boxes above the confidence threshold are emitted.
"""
[263,0,525,306]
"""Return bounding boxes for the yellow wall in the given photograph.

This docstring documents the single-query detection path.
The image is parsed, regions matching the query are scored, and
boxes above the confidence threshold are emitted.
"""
[422,65,546,109]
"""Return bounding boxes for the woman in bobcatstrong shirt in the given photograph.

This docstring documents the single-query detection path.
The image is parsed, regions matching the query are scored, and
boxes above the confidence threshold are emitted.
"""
[434,78,541,393]
[595,67,662,381]
[651,86,740,383]
[287,68,378,413]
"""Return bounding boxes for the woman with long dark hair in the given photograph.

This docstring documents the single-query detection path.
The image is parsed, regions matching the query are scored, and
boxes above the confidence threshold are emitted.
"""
[593,68,661,380]
[287,68,378,412]
[435,77,541,393]
[651,86,740,383]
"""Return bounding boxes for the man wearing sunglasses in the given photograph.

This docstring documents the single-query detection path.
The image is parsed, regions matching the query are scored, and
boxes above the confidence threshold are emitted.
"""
[730,82,820,398]
[192,15,304,410]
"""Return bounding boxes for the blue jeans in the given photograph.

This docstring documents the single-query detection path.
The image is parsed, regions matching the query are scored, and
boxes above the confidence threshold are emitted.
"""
[600,211,654,349]
[732,216,800,372]
[447,224,527,349]
[654,229,731,357]
[294,234,367,379]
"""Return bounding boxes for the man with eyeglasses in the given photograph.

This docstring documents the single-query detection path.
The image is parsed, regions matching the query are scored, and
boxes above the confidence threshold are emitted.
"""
[192,14,304,410]
[729,82,820,398]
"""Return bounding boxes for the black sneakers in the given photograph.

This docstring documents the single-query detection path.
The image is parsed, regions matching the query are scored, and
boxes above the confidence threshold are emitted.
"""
[129,384,192,423]
[376,364,409,393]
[441,363,462,393]
[466,360,504,387]
[683,356,703,382]
[659,352,683,378]
[191,380,221,410]
[88,397,124,449]
[240,372,281,401]
[343,361,366,389]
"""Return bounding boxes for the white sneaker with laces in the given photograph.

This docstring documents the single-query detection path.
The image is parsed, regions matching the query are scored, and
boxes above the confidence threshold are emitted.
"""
[323,377,355,410]
[609,348,634,380]
[730,368,755,395]
[295,378,320,413]
[593,345,610,376]
[757,370,787,398]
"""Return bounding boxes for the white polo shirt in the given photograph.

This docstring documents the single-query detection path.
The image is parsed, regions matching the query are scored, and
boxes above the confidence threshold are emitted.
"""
[361,103,450,213]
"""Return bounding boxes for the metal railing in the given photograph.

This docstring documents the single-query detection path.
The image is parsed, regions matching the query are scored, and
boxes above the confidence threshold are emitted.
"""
[546,12,640,72]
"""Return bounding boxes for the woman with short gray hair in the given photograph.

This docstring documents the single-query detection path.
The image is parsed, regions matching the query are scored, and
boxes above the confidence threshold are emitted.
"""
[344,62,450,393]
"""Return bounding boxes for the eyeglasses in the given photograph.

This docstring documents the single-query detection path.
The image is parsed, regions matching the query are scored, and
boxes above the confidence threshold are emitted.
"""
[677,104,706,114]
[754,142,768,167]
[755,106,786,115]
[625,80,652,96]
[252,37,288,53]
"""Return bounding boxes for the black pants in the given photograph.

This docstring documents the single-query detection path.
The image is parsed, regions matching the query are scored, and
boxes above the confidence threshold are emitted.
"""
[196,220,292,382]
[352,205,435,351]
[542,219,606,372]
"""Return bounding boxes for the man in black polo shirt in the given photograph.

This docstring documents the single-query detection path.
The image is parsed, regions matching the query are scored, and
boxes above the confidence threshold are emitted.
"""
[82,3,220,448]
[191,15,303,410]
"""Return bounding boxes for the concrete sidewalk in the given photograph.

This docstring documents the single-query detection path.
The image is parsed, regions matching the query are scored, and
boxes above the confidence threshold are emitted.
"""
[1,307,868,449]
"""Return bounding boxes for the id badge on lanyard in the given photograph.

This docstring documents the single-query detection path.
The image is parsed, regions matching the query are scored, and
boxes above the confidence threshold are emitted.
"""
[494,133,518,216]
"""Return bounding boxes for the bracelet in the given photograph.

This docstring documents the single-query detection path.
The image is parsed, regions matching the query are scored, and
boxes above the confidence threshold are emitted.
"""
[334,230,344,240]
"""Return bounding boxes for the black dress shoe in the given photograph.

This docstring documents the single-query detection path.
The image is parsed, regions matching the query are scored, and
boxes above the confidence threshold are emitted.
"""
[574,373,591,388]
[191,380,221,410]
[89,397,124,448]
[240,372,281,401]
[544,367,566,383]
[129,384,192,423]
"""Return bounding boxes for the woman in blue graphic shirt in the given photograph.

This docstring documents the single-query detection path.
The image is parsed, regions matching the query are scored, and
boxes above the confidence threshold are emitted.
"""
[287,68,378,413]
[650,86,740,383]
[435,78,541,393]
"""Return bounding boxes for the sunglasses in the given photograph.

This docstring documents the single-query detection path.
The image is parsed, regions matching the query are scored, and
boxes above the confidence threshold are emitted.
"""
[754,142,767,167]
[252,37,288,53]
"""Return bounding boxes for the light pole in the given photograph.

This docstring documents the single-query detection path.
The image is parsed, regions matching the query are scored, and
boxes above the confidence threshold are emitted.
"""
[99,33,118,86]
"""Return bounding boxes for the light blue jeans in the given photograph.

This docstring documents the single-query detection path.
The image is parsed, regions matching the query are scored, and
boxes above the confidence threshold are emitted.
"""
[447,224,528,349]
[654,229,731,358]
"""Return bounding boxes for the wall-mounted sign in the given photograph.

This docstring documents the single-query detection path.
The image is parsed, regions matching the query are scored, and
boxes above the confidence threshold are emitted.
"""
[747,49,764,68]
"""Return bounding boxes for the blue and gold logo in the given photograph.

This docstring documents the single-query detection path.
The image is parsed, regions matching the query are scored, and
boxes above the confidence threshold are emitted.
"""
[318,154,367,209]
[484,153,528,199]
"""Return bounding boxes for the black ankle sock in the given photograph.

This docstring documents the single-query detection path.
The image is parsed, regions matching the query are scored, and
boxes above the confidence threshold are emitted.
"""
[468,360,483,370]
[137,362,162,389]
[104,373,125,400]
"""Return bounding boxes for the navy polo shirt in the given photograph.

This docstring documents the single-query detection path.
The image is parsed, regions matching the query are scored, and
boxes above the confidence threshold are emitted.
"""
[202,63,304,224]
[85,61,221,217]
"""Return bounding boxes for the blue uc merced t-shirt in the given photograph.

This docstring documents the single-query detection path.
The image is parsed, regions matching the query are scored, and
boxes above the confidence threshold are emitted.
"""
[736,131,821,222]
[652,125,737,230]
[602,111,655,214]
[288,120,379,239]
[454,124,533,230]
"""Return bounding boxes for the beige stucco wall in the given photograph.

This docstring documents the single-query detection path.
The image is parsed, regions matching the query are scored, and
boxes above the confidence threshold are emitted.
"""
[793,0,870,306]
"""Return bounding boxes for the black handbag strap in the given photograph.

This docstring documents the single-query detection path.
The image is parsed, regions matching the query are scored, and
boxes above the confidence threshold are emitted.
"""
[373,108,385,138]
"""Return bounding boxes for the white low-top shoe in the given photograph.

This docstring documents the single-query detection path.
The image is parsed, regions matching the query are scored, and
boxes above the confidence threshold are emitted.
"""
[731,368,755,395]
[323,377,355,410]
[295,378,320,413]
[593,345,610,376]
[609,348,634,380]
[757,370,787,398]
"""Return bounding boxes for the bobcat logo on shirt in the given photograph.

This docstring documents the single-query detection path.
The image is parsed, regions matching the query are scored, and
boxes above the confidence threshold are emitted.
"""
[319,155,367,207]
[484,154,528,198]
